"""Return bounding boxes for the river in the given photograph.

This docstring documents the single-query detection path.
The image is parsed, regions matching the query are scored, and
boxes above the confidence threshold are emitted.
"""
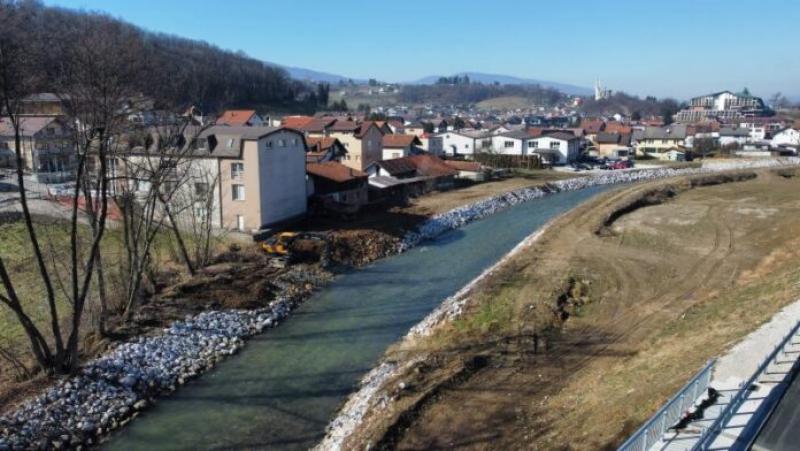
[104,185,613,450]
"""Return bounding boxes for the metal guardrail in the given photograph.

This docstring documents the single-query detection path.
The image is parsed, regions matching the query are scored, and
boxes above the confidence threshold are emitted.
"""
[691,319,800,451]
[618,360,715,451]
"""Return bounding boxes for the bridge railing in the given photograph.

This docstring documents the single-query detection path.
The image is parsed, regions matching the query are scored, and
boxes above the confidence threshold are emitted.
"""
[617,359,715,451]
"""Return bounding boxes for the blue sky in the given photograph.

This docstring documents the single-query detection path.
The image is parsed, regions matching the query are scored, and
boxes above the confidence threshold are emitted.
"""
[46,0,800,100]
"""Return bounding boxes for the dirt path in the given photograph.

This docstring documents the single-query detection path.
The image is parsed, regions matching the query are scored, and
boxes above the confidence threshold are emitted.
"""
[344,169,800,450]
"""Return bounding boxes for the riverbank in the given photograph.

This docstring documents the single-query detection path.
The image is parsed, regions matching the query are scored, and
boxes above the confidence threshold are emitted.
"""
[318,165,800,450]
[1,159,798,450]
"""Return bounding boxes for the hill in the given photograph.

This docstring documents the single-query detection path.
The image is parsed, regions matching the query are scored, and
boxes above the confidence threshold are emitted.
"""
[2,2,316,113]
[412,72,592,96]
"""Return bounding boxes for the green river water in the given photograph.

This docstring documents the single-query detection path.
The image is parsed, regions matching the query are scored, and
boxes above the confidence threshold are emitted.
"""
[104,185,612,450]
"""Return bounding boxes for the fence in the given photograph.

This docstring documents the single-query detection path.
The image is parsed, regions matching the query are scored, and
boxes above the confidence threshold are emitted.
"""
[472,153,542,170]
[618,360,715,451]
[691,319,800,451]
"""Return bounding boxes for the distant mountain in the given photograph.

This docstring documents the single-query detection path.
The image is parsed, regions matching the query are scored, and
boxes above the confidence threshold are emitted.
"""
[411,72,592,96]
[265,62,364,84]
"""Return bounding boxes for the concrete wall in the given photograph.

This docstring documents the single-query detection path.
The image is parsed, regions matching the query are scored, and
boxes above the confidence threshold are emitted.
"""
[256,130,308,227]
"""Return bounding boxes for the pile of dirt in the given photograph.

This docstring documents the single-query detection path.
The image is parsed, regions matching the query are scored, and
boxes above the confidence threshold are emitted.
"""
[328,230,400,267]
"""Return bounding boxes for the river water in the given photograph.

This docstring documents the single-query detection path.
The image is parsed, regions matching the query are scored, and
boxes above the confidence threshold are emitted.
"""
[104,185,612,450]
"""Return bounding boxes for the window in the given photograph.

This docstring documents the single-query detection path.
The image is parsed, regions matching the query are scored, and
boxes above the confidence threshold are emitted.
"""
[236,215,245,231]
[504,141,514,148]
[277,139,286,147]
[265,140,273,148]
[549,141,560,150]
[231,162,244,179]
[465,143,470,149]
[292,138,298,146]
[528,141,538,148]
[227,138,235,148]
[392,152,401,159]
[232,184,245,201]
[194,182,209,197]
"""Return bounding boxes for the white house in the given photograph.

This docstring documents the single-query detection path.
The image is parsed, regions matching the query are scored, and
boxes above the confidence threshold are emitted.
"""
[528,133,580,165]
[771,128,800,148]
[439,130,492,157]
[491,131,531,156]
[718,127,751,147]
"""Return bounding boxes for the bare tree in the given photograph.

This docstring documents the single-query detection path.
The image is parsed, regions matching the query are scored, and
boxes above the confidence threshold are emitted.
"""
[0,5,143,375]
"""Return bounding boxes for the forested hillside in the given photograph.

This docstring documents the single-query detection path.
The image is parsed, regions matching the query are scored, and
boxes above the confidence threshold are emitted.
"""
[1,0,315,112]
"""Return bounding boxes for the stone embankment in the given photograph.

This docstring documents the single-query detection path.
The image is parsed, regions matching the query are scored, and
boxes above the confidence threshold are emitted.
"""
[317,157,800,451]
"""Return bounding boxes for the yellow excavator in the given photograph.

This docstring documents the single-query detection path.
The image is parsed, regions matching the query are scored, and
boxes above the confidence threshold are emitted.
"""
[260,231,329,267]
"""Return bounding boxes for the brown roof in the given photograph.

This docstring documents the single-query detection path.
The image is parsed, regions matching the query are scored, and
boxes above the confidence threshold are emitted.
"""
[306,136,340,152]
[604,121,632,135]
[443,160,482,172]
[299,117,336,133]
[376,157,418,176]
[217,110,258,126]
[306,161,367,183]
[580,118,606,134]
[282,115,315,128]
[330,120,360,132]
[407,155,458,178]
[382,134,421,148]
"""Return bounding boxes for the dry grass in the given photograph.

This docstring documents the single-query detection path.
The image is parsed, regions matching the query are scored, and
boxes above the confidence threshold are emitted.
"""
[346,170,800,450]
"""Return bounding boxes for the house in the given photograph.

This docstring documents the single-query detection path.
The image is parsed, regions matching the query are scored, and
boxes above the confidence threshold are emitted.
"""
[19,93,66,116]
[771,128,800,148]
[366,154,458,193]
[387,120,405,134]
[306,161,368,211]
[492,131,533,156]
[305,137,347,163]
[404,122,427,138]
[527,132,581,165]
[594,132,633,158]
[439,130,492,157]
[216,110,264,127]
[717,127,750,147]
[382,134,422,160]
[119,125,308,232]
[580,118,606,141]
[0,116,74,182]
[632,125,688,158]
[329,120,384,171]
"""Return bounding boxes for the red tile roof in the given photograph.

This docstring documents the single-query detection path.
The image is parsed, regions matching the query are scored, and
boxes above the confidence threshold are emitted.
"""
[306,161,367,183]
[604,121,632,135]
[580,118,606,134]
[306,136,340,152]
[382,134,421,148]
[217,110,258,126]
[407,155,459,178]
[282,115,315,128]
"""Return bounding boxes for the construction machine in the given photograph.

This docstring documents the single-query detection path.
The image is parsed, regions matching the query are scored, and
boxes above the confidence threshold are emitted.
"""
[260,231,329,268]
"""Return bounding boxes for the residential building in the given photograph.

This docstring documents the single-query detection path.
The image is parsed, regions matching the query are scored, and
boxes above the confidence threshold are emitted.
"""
[306,161,368,211]
[217,110,264,127]
[439,130,492,157]
[121,126,307,231]
[329,121,384,171]
[382,134,422,160]
[675,90,768,122]
[771,128,800,148]
[632,125,688,158]
[594,132,633,158]
[717,127,750,147]
[0,116,74,182]
[526,132,581,165]
[305,136,347,163]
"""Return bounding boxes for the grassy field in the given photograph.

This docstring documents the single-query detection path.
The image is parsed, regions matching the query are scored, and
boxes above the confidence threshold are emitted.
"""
[475,96,535,111]
[342,169,800,450]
